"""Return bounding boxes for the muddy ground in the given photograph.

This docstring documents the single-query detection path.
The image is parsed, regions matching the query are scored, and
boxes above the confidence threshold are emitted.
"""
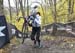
[1,31,75,53]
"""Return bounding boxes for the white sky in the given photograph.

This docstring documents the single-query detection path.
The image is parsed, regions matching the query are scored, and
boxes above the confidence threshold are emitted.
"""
[3,0,60,7]
[4,0,14,7]
[3,0,44,7]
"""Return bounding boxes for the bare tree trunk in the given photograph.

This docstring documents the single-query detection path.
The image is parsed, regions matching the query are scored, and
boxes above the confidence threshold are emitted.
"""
[0,0,4,16]
[43,0,47,24]
[8,0,12,23]
[48,0,57,35]
[68,0,71,22]
[52,0,57,35]
[40,0,46,25]
[71,0,74,14]
[67,0,74,22]
[24,0,26,12]
[19,0,25,18]
[27,0,29,16]
[54,0,57,23]
[48,0,54,18]
[70,0,74,31]
[14,0,19,16]
[71,0,74,21]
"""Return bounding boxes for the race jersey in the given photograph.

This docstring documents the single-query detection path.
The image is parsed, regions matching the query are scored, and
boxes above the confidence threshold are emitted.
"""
[28,15,41,27]
[32,14,41,27]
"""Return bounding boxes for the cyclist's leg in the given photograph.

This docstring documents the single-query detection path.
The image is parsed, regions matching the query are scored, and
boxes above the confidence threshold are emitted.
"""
[31,27,36,43]
[36,27,41,46]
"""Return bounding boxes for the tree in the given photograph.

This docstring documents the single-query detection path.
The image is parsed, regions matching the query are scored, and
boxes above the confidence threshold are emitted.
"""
[70,0,74,21]
[52,0,57,35]
[48,0,57,35]
[14,0,19,17]
[67,0,71,22]
[8,0,12,23]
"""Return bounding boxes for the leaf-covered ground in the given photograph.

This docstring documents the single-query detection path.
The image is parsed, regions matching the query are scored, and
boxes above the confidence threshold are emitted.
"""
[1,32,75,53]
